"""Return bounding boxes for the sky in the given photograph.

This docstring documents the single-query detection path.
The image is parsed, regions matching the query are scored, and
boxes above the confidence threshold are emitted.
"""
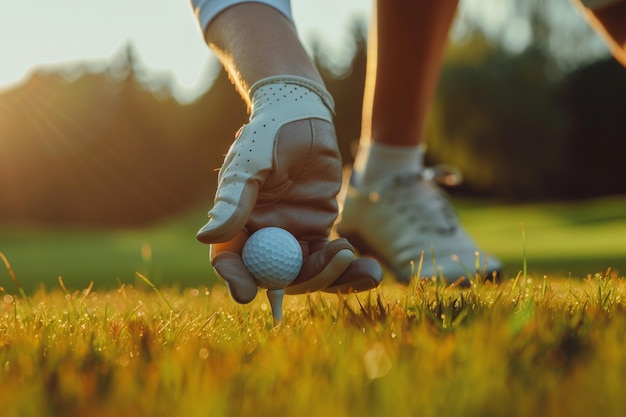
[0,0,374,100]
[0,0,609,101]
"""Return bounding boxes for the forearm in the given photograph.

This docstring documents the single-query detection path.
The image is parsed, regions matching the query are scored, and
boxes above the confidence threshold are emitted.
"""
[573,0,626,66]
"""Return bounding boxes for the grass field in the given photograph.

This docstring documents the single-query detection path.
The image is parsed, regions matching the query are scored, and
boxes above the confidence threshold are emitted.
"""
[0,196,625,416]
[1,273,626,417]
[1,196,625,292]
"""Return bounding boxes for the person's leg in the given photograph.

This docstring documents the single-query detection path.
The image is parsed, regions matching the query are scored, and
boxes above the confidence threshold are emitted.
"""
[337,0,501,284]
[190,1,382,302]
[361,0,457,147]
[352,0,458,189]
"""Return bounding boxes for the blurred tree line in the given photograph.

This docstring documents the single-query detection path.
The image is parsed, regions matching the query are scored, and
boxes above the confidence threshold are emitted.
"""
[1,15,625,228]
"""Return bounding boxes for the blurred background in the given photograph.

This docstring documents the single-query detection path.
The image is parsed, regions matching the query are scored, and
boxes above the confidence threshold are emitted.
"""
[1,0,625,292]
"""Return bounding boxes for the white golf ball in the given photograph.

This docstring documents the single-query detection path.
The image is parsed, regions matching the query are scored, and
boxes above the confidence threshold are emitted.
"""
[242,227,303,289]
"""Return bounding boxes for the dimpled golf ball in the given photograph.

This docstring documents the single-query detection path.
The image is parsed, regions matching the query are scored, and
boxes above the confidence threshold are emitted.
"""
[242,227,303,289]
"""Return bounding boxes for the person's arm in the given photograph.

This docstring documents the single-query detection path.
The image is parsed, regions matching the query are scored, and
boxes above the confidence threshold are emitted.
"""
[573,0,626,66]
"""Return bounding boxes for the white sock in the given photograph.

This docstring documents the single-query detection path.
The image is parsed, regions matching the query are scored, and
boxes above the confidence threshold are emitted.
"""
[352,141,424,188]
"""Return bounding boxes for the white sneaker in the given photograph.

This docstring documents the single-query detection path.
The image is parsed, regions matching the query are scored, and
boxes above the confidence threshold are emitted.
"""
[335,169,502,284]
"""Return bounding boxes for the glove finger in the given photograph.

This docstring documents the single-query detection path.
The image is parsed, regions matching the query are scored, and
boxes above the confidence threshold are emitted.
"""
[212,252,258,304]
[322,257,383,294]
[197,123,274,244]
[285,238,355,295]
[210,230,258,304]
[197,183,259,243]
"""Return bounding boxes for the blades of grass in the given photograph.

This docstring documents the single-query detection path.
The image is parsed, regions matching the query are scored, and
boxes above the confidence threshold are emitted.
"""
[80,281,94,303]
[136,272,175,312]
[452,254,473,285]
[305,293,319,317]
[512,270,522,293]
[376,292,387,322]
[417,249,424,279]
[103,294,110,333]
[508,294,536,337]
[430,245,437,278]
[481,252,489,281]
[58,276,70,296]
[475,250,481,283]
[422,303,442,330]
[521,222,528,283]
[490,287,504,308]
[0,252,27,300]
[411,250,425,297]
[451,306,470,328]
[340,294,362,323]
[511,220,528,294]
[0,252,31,311]
[359,292,370,317]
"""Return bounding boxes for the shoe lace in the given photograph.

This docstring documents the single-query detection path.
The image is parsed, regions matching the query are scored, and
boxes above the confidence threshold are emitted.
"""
[367,165,463,236]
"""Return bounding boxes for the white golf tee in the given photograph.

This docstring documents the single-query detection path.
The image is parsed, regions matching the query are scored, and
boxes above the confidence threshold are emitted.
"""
[266,288,285,326]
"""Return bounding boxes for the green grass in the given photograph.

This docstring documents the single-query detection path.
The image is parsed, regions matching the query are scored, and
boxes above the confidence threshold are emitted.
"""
[1,274,626,417]
[0,196,625,416]
[459,195,626,277]
[0,209,216,292]
[1,196,625,292]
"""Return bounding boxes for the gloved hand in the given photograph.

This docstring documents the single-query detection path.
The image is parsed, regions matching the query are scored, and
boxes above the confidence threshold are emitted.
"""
[197,76,382,303]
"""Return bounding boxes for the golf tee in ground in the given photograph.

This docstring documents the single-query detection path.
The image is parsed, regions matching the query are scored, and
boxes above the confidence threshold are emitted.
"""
[266,288,285,325]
